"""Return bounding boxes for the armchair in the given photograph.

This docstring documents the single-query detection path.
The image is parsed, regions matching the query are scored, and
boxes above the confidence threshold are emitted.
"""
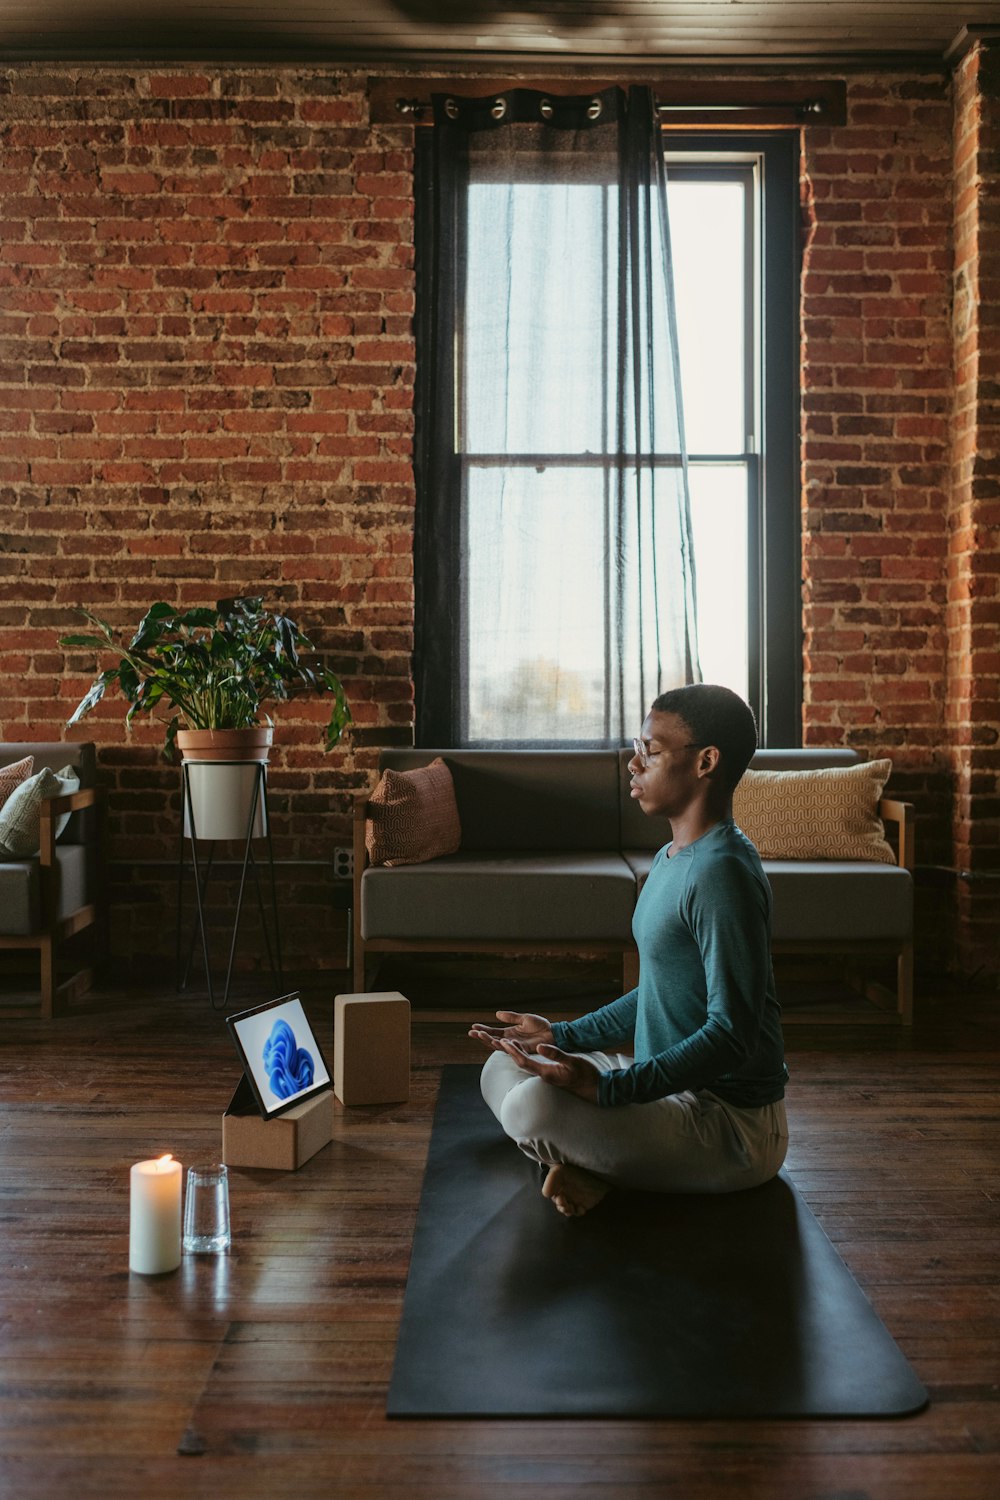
[0,743,104,1018]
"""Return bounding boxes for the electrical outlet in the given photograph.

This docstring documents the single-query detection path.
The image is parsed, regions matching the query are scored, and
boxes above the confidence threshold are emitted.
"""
[333,846,354,880]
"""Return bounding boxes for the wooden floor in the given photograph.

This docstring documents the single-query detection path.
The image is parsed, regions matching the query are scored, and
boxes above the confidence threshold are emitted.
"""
[0,973,998,1500]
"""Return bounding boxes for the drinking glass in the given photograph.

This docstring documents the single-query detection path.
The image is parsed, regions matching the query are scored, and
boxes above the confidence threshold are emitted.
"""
[183,1164,231,1254]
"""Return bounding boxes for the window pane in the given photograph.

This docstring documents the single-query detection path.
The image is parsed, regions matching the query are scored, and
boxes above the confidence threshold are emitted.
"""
[464,463,696,744]
[464,466,610,741]
[464,183,613,456]
[688,464,748,698]
[666,179,746,456]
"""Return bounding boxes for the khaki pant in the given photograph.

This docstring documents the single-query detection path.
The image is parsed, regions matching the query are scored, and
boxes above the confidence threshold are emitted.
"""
[481,1049,788,1195]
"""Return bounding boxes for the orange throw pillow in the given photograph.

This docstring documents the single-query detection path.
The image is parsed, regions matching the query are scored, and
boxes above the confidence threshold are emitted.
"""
[365,757,462,867]
[0,755,33,811]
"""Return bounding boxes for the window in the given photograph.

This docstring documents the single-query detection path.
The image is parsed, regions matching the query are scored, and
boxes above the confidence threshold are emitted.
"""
[414,129,800,746]
[666,134,801,744]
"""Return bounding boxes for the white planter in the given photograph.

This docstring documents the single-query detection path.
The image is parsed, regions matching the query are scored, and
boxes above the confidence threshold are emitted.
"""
[182,762,268,841]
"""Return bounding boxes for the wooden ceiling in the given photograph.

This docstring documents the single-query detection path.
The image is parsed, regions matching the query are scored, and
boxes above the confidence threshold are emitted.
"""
[0,2,997,67]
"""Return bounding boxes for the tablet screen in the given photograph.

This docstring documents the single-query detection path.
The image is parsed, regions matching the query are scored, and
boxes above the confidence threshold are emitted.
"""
[227,992,332,1119]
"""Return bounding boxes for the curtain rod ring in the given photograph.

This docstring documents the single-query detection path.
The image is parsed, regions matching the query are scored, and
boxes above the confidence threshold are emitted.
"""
[444,97,459,120]
[587,97,603,120]
[491,97,507,120]
[539,97,553,120]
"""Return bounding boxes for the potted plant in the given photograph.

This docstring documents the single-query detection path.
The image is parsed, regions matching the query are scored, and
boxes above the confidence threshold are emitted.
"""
[60,596,351,839]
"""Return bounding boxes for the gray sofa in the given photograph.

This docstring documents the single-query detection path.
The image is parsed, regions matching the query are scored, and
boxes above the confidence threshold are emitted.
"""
[0,743,102,1017]
[352,748,915,1021]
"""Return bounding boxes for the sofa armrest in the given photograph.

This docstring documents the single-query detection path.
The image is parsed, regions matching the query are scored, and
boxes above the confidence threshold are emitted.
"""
[37,786,99,867]
[353,791,370,878]
[879,798,914,871]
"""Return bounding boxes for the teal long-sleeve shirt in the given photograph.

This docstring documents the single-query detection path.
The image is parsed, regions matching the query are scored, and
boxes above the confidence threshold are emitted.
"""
[550,820,787,1109]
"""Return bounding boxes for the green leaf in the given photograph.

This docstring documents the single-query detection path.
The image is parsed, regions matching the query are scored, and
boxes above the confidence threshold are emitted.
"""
[217,596,263,630]
[129,602,176,652]
[275,615,299,665]
[163,716,180,762]
[78,609,114,638]
[176,607,218,631]
[59,634,110,649]
[322,675,352,751]
[65,668,117,726]
[117,658,141,700]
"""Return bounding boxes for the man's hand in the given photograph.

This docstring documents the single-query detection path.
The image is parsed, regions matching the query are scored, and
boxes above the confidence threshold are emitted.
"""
[493,1040,601,1104]
[468,1010,553,1054]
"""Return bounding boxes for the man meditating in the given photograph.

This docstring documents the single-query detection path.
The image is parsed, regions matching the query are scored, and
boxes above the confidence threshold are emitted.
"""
[470,683,788,1218]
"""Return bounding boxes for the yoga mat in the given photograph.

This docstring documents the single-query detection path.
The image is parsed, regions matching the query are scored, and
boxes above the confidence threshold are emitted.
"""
[387,1065,928,1419]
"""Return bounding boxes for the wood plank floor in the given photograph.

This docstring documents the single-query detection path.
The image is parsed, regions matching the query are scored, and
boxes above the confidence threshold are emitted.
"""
[0,975,998,1499]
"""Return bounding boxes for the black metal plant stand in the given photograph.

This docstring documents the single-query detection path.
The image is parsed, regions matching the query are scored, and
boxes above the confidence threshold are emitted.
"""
[176,759,283,1009]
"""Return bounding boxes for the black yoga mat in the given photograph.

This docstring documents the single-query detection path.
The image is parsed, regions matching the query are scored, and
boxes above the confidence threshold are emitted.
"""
[387,1065,927,1419]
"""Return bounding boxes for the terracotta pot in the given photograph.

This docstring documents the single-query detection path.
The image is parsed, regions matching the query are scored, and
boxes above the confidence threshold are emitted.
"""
[175,727,273,763]
[177,728,273,840]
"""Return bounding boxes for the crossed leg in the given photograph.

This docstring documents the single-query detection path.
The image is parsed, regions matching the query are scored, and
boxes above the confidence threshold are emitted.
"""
[480,1047,788,1216]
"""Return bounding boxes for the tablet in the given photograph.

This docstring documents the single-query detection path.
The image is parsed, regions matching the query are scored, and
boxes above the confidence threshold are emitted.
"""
[226,992,332,1119]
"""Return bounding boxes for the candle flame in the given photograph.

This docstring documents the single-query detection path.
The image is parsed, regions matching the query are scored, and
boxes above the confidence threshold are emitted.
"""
[156,1154,173,1169]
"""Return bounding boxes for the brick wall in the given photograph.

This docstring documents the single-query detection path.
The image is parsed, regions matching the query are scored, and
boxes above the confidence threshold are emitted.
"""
[0,67,416,971]
[800,70,953,839]
[799,68,958,973]
[949,45,1000,978]
[0,59,996,984]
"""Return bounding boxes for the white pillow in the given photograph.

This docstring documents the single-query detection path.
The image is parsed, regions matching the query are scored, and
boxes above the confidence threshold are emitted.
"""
[0,765,81,858]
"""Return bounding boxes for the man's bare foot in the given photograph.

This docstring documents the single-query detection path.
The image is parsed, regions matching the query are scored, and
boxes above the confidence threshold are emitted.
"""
[542,1163,611,1218]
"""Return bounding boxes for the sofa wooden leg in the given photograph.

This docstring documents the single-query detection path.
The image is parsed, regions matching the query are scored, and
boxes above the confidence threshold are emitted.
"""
[898,941,914,1025]
[622,948,639,993]
[353,942,367,994]
[39,939,55,1020]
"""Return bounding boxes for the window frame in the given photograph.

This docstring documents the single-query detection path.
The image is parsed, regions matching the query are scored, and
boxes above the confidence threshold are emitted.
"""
[413,127,801,748]
[665,132,801,746]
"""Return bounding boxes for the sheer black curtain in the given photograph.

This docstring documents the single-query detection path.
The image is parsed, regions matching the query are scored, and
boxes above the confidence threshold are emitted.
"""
[414,85,700,747]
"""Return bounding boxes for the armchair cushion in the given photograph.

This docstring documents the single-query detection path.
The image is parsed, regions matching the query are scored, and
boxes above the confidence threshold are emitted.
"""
[0,846,90,935]
[0,765,80,858]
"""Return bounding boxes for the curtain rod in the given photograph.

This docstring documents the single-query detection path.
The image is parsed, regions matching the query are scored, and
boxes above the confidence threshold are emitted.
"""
[395,97,828,119]
[369,77,847,126]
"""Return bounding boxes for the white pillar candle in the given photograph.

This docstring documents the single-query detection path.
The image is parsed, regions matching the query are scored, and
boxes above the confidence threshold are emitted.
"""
[129,1154,182,1274]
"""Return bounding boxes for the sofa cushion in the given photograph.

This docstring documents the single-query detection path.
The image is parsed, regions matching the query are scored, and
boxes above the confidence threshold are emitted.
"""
[623,851,911,942]
[622,847,658,891]
[361,852,637,942]
[734,760,894,863]
[380,751,621,853]
[766,862,913,942]
[0,845,90,935]
[0,765,80,858]
[366,757,461,867]
[0,755,33,810]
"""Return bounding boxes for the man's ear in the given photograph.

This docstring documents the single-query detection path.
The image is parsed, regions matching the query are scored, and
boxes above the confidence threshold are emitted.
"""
[697,745,722,779]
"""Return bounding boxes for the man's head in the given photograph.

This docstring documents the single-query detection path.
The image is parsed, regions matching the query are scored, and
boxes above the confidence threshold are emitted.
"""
[648,684,758,794]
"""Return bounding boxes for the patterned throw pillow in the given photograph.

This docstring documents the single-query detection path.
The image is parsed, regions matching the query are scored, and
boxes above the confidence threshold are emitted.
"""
[733,759,895,863]
[366,757,462,867]
[0,765,81,859]
[0,755,34,810]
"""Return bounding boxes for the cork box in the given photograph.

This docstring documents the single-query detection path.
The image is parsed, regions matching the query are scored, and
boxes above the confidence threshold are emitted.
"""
[334,991,410,1106]
[222,1074,334,1171]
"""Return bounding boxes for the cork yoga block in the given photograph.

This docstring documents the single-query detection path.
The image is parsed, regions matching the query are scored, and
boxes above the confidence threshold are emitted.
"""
[334,991,411,1106]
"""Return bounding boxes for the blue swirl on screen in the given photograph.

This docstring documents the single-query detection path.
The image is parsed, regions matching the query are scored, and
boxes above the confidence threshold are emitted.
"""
[262,1018,315,1101]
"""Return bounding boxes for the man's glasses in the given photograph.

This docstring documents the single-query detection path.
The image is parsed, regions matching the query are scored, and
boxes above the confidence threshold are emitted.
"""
[632,737,701,767]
